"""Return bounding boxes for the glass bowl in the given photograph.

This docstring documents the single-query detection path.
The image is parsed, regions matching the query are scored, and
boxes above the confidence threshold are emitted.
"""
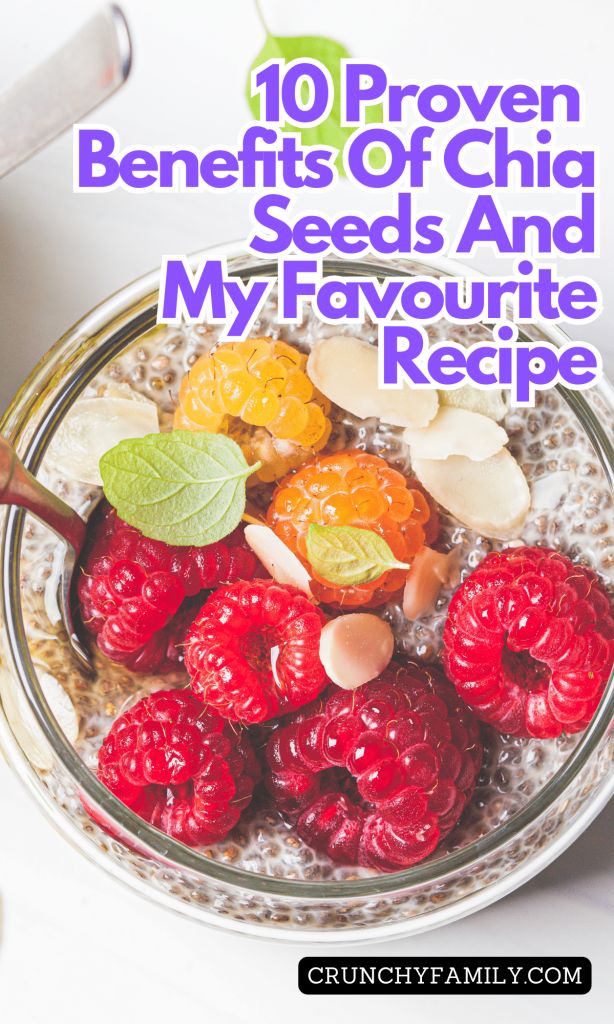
[0,248,612,942]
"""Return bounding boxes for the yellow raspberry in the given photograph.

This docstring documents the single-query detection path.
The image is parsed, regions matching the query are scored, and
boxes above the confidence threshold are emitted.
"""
[212,347,245,374]
[218,371,257,416]
[292,403,328,448]
[174,337,333,480]
[283,370,313,403]
[269,396,309,440]
[272,340,303,369]
[241,337,272,367]
[250,358,288,392]
[242,387,281,426]
[190,354,216,384]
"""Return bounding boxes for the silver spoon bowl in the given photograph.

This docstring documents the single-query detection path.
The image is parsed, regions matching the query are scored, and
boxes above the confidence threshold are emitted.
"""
[0,436,94,672]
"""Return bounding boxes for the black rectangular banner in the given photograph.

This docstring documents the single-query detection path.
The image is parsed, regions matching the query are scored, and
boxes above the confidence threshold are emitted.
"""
[298,957,591,995]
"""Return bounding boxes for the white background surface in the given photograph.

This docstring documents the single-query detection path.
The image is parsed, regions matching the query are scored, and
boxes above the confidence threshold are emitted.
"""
[0,1,612,1021]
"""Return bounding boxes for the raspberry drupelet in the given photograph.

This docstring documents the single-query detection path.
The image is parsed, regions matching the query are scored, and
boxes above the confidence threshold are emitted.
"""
[265,664,482,871]
[77,503,258,673]
[184,579,329,724]
[442,546,614,738]
[267,449,439,607]
[174,337,332,482]
[96,689,260,846]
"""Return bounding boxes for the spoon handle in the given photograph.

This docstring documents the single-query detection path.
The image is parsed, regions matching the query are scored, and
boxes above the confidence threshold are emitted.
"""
[0,436,86,554]
[0,5,131,178]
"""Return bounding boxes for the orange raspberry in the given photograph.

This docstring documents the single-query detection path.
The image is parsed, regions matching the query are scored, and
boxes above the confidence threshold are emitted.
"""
[174,338,332,481]
[266,449,439,607]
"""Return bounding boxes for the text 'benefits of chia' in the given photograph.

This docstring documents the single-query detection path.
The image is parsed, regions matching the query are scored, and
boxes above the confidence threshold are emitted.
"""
[73,60,603,405]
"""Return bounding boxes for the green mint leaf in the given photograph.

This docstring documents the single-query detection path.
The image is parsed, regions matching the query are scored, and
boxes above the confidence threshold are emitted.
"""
[306,524,409,586]
[246,30,383,175]
[99,431,260,547]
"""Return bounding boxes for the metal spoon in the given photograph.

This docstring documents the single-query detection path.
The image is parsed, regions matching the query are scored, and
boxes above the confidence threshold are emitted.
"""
[0,5,132,666]
[0,436,94,673]
[0,4,131,178]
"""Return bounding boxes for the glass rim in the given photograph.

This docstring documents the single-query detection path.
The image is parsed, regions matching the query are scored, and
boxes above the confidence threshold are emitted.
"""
[1,246,613,900]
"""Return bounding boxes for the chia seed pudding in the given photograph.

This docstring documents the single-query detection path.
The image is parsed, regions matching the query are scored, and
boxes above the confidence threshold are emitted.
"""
[12,290,613,885]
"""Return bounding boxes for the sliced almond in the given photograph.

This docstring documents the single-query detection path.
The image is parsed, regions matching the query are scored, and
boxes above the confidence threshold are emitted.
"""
[48,386,159,486]
[0,669,79,771]
[403,546,461,620]
[404,407,508,461]
[439,384,507,422]
[307,334,438,428]
[244,524,313,598]
[104,382,156,405]
[531,470,572,511]
[413,449,530,540]
[319,613,394,690]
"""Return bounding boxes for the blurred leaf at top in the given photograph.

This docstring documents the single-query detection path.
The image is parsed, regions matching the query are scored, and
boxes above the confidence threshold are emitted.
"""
[246,26,384,174]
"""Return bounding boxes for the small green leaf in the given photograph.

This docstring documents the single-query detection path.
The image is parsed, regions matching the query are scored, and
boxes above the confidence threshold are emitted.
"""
[246,29,383,175]
[306,524,409,586]
[99,431,260,547]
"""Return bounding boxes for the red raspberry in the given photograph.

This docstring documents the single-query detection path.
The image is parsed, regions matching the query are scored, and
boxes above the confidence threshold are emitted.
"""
[97,689,260,846]
[77,503,258,673]
[442,546,614,739]
[184,579,329,724]
[265,664,482,871]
